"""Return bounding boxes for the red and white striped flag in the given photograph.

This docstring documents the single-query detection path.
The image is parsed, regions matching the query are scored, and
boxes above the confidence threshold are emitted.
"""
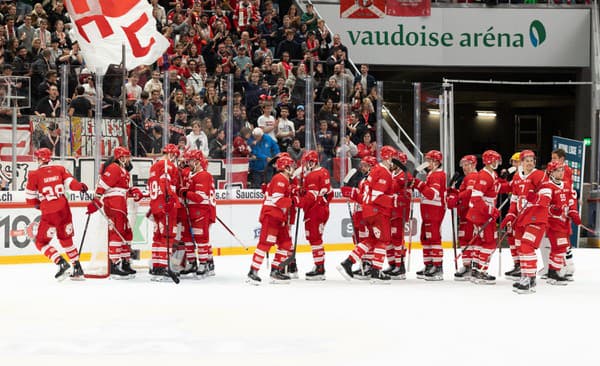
[340,0,386,19]
[386,0,431,17]
[64,0,169,73]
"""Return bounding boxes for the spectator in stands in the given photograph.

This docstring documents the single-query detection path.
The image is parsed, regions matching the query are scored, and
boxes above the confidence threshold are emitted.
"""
[149,88,163,112]
[331,33,349,59]
[146,125,164,157]
[35,84,60,117]
[11,46,29,76]
[287,4,301,30]
[360,97,376,131]
[233,46,252,76]
[302,30,320,60]
[233,0,258,34]
[132,91,156,123]
[33,19,50,49]
[316,120,335,170]
[275,105,295,151]
[125,72,143,100]
[320,77,340,104]
[37,69,57,99]
[287,138,304,164]
[144,69,163,96]
[259,12,278,52]
[350,81,366,111]
[293,104,306,146]
[247,127,279,188]
[331,63,353,98]
[354,64,376,93]
[357,132,376,158]
[233,127,252,158]
[38,122,61,156]
[17,15,34,51]
[276,29,301,60]
[347,111,367,145]
[301,3,318,32]
[186,120,209,157]
[257,101,276,140]
[68,85,92,117]
[254,38,273,66]
[209,129,227,159]
[337,135,358,158]
[30,49,52,99]
[316,19,331,60]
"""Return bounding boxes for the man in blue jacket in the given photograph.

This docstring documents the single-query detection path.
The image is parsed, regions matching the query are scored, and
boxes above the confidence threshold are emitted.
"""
[247,127,280,188]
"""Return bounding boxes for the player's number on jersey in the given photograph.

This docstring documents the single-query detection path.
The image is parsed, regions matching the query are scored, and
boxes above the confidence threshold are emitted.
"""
[149,180,161,200]
[41,184,65,201]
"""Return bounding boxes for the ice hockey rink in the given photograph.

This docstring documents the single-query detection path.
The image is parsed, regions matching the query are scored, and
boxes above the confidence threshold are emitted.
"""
[1,249,599,366]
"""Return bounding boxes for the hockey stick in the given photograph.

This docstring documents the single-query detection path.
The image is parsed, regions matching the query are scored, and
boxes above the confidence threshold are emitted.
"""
[447,172,461,271]
[406,191,415,272]
[77,213,92,257]
[216,216,249,250]
[580,224,599,236]
[280,161,305,269]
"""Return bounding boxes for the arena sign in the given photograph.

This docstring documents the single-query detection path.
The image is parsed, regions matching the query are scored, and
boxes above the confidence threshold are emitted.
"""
[319,6,589,67]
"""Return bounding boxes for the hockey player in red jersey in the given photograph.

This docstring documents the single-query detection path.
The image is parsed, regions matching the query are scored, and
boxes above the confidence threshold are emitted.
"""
[296,150,332,280]
[503,152,522,279]
[337,145,398,284]
[543,161,580,285]
[465,150,507,284]
[385,151,412,280]
[183,150,216,278]
[147,143,181,281]
[25,148,88,280]
[412,150,447,281]
[340,155,378,279]
[500,150,549,294]
[174,151,198,277]
[247,155,296,284]
[448,155,478,281]
[87,147,142,279]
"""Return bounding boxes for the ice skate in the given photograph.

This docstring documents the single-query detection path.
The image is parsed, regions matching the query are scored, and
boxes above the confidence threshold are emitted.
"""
[424,265,443,281]
[69,260,85,281]
[454,265,471,281]
[473,271,496,285]
[547,269,568,286]
[270,268,291,284]
[110,261,131,280]
[336,259,354,281]
[382,265,396,275]
[512,276,536,294]
[504,264,521,281]
[150,267,173,282]
[370,269,392,284]
[196,262,208,278]
[352,261,372,280]
[389,262,406,280]
[305,264,326,281]
[416,264,433,279]
[55,257,71,281]
[286,260,299,279]
[121,259,137,278]
[246,269,261,285]
[207,259,215,277]
[179,260,198,278]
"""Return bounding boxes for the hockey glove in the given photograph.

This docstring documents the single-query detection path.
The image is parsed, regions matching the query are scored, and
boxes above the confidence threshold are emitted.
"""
[569,212,582,226]
[341,186,358,200]
[500,213,516,229]
[490,207,500,221]
[79,183,88,193]
[446,191,459,209]
[86,198,102,215]
[128,187,144,202]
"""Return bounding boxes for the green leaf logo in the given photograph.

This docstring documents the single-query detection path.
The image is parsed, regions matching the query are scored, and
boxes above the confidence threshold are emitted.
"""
[530,20,546,47]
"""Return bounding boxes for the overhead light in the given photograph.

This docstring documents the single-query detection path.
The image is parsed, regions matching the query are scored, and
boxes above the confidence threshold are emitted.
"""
[476,110,497,118]
[428,109,440,116]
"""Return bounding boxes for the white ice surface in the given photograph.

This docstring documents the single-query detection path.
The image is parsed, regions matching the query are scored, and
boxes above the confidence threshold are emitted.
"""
[1,249,600,366]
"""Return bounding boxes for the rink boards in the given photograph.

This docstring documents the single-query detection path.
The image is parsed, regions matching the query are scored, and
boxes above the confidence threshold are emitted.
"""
[0,190,455,264]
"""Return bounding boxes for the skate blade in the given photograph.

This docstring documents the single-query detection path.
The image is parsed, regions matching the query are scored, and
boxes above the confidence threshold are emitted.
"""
[336,265,353,282]
[513,288,536,294]
[474,279,496,285]
[269,278,291,284]
[565,275,574,282]
[453,276,471,282]
[69,276,85,281]
[505,275,520,281]
[416,274,426,280]
[110,274,132,280]
[150,276,172,282]
[353,275,370,281]
[370,279,392,285]
[424,276,443,281]
[547,279,568,286]
[305,275,326,281]
[390,274,406,280]
[55,270,71,282]
[246,278,261,286]
[287,273,299,279]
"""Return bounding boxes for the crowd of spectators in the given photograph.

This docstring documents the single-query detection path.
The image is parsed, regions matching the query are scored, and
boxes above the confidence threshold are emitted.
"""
[0,0,387,187]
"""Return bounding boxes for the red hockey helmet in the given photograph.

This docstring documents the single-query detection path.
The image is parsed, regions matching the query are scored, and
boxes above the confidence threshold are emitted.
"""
[192,150,208,169]
[114,146,131,160]
[302,150,319,164]
[546,160,564,174]
[276,156,295,171]
[183,150,194,161]
[460,155,477,167]
[361,156,378,167]
[163,143,180,156]
[397,151,408,165]
[380,145,397,161]
[425,150,443,163]
[482,150,501,166]
[277,152,291,159]
[34,148,52,163]
[520,149,535,160]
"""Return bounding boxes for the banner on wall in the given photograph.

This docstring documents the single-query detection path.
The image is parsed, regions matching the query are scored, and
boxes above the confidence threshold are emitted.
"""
[0,124,31,156]
[386,0,431,17]
[340,0,386,19]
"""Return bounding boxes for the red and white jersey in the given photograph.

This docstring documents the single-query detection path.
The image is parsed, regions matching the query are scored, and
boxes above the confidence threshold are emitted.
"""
[391,170,412,220]
[260,172,293,222]
[362,163,395,218]
[457,171,478,219]
[509,168,549,227]
[25,164,83,213]
[563,164,573,187]
[233,2,258,28]
[147,158,179,213]
[187,170,215,208]
[179,166,192,204]
[544,179,578,234]
[418,168,447,222]
[299,167,332,212]
[467,168,501,225]
[96,163,130,198]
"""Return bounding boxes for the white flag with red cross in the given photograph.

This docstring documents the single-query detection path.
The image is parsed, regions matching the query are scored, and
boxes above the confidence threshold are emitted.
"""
[64,0,169,73]
[340,0,386,19]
